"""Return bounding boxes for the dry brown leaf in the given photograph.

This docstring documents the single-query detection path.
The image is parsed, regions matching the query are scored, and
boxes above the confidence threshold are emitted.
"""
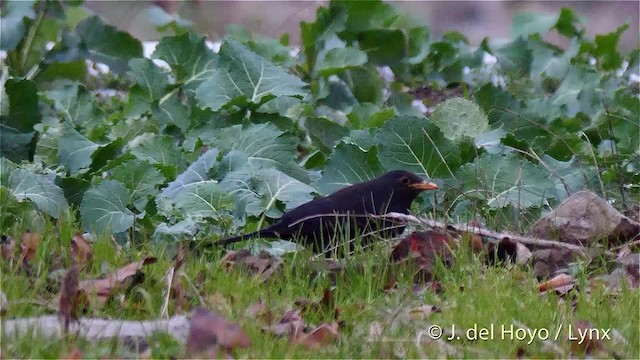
[185,307,250,357]
[570,320,603,354]
[1,235,15,261]
[78,257,157,306]
[245,300,274,324]
[408,304,441,320]
[383,278,398,293]
[59,266,80,332]
[70,233,93,267]
[537,273,576,295]
[391,231,455,282]
[19,231,41,264]
[61,347,83,360]
[294,322,340,349]
[266,309,305,338]
[221,250,282,282]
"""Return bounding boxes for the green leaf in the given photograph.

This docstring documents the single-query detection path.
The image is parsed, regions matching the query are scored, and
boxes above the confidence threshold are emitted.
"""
[130,135,185,178]
[173,181,234,220]
[456,153,557,209]
[0,0,35,51]
[316,143,384,194]
[111,159,165,212]
[195,40,308,111]
[511,12,559,39]
[128,58,170,102]
[204,123,296,172]
[256,96,303,119]
[2,78,41,132]
[493,37,532,75]
[551,65,602,117]
[357,29,406,65]
[80,180,134,234]
[159,148,219,200]
[591,24,629,70]
[221,168,316,219]
[58,124,99,175]
[376,115,461,178]
[9,168,68,218]
[306,117,349,153]
[74,15,143,74]
[316,47,368,76]
[430,98,489,142]
[554,8,583,38]
[152,32,218,94]
[347,103,395,129]
[343,66,384,105]
[46,83,103,130]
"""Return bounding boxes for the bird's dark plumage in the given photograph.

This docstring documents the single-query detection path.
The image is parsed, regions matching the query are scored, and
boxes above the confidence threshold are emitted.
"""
[217,170,438,252]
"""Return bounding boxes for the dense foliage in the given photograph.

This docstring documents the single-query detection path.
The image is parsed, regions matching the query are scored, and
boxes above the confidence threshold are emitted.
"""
[1,0,638,248]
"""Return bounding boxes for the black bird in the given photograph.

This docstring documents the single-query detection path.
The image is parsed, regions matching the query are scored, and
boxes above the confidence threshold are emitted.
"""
[217,170,438,252]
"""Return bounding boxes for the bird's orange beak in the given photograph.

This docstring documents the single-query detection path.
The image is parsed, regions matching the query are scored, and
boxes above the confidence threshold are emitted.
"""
[409,181,438,191]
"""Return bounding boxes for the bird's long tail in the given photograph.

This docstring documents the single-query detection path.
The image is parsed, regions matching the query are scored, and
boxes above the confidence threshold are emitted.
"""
[216,229,277,247]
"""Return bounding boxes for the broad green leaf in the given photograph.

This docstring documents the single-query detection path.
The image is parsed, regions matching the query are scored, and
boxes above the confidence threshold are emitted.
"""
[0,126,35,163]
[554,8,583,38]
[130,135,185,178]
[128,58,170,102]
[343,66,384,105]
[221,168,316,219]
[316,143,384,194]
[2,78,41,132]
[153,217,199,243]
[80,180,134,234]
[529,38,579,80]
[152,93,191,132]
[456,153,557,209]
[300,5,348,72]
[347,103,395,129]
[46,83,103,130]
[9,168,68,218]
[152,32,218,94]
[195,40,308,111]
[306,117,349,153]
[492,37,532,75]
[551,65,602,117]
[511,12,559,39]
[0,0,35,51]
[316,47,367,76]
[376,115,461,178]
[159,148,220,199]
[58,124,99,175]
[74,16,143,74]
[173,181,234,219]
[357,29,406,65]
[256,96,303,119]
[111,159,165,211]
[205,123,296,172]
[430,98,489,142]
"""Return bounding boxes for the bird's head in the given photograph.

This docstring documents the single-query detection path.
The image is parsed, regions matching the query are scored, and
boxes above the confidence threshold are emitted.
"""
[379,170,438,197]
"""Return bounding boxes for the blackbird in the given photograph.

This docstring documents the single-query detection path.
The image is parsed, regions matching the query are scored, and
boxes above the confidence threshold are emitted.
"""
[217,170,438,252]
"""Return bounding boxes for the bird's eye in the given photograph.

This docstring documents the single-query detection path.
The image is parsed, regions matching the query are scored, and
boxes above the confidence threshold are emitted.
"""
[400,177,410,185]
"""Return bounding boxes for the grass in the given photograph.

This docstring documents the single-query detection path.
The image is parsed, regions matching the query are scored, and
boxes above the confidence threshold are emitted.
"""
[1,215,639,359]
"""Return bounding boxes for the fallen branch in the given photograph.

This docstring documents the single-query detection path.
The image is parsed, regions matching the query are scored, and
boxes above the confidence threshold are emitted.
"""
[2,315,191,342]
[377,212,615,257]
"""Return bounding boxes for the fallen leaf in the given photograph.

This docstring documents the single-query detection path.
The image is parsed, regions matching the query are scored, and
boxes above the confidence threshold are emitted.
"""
[532,248,579,279]
[294,322,340,349]
[19,231,41,265]
[466,219,485,253]
[391,231,455,282]
[221,250,282,282]
[570,320,603,354]
[408,304,441,320]
[266,309,306,338]
[59,266,80,332]
[1,235,15,261]
[61,347,83,360]
[245,300,274,324]
[78,257,156,306]
[537,273,576,295]
[383,278,398,293]
[70,233,93,267]
[185,307,250,357]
